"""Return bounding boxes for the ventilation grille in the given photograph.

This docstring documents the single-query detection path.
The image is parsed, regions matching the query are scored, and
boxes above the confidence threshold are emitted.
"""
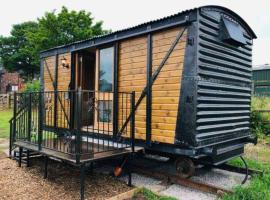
[196,11,252,147]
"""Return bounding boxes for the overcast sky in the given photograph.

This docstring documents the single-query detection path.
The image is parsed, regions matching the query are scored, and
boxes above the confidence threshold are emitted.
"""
[0,0,269,66]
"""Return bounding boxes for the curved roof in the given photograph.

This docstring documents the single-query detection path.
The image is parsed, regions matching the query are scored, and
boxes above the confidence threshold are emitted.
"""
[200,5,257,39]
[40,5,256,57]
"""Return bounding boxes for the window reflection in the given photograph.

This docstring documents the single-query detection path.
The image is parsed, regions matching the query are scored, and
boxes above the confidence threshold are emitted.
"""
[99,47,113,92]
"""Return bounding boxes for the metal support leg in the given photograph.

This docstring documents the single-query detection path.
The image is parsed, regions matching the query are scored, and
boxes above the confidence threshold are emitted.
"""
[128,170,132,187]
[44,156,48,179]
[89,162,93,174]
[127,155,132,187]
[18,147,22,167]
[26,150,30,167]
[80,164,86,200]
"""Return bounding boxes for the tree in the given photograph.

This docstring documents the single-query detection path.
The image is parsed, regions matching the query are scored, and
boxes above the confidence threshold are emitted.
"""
[29,6,109,52]
[0,7,109,79]
[0,22,39,79]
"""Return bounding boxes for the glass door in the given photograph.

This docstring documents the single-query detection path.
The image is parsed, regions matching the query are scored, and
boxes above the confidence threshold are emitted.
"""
[94,47,114,134]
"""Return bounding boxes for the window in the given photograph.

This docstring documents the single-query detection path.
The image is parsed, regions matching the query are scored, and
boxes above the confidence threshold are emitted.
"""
[99,47,114,92]
[219,16,246,46]
[98,101,113,123]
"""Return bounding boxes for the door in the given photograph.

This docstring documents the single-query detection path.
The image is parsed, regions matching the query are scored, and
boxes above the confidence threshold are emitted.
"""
[75,51,96,127]
[94,47,114,134]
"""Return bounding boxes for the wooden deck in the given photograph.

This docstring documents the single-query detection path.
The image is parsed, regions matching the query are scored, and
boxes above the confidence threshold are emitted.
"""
[14,140,142,164]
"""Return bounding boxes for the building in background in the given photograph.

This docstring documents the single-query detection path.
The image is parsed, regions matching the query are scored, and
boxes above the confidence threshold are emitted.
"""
[252,64,270,96]
[0,64,24,93]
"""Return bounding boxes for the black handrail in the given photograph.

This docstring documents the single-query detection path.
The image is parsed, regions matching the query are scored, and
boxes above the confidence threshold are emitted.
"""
[10,90,136,164]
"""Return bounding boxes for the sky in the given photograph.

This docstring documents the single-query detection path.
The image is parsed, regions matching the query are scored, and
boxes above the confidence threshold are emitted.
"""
[0,0,269,66]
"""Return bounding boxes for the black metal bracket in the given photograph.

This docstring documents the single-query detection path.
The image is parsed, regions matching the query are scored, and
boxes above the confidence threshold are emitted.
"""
[146,34,152,147]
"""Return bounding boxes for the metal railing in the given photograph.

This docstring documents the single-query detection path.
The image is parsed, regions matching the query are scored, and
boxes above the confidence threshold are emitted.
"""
[9,89,135,163]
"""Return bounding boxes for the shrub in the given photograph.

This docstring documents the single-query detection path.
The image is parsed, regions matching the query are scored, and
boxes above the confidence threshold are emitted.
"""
[251,96,270,137]
[23,80,40,93]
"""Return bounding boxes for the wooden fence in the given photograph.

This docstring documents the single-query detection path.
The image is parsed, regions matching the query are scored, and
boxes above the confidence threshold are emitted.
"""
[0,93,13,110]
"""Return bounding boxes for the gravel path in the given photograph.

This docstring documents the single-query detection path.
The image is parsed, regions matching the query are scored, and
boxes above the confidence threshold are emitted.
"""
[0,150,248,200]
[0,154,132,200]
[118,156,249,200]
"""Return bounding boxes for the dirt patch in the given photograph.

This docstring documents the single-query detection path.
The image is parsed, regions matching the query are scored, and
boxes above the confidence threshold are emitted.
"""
[0,139,8,153]
[0,138,8,145]
[0,152,7,159]
[0,157,132,200]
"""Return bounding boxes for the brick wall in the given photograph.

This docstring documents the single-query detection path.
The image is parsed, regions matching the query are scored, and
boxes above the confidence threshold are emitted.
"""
[0,69,24,93]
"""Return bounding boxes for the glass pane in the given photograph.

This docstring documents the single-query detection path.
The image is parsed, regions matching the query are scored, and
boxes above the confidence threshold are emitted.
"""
[99,47,114,92]
[98,100,113,123]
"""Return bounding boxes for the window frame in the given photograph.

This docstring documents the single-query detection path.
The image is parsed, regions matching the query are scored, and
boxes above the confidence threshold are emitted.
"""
[98,46,114,92]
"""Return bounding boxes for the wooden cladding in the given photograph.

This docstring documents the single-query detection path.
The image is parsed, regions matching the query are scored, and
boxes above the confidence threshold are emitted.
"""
[151,27,187,144]
[118,27,187,144]
[42,26,187,144]
[118,36,147,140]
[43,53,71,128]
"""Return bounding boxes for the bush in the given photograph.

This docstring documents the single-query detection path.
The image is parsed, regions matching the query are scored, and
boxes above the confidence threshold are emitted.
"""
[23,80,40,93]
[251,96,270,137]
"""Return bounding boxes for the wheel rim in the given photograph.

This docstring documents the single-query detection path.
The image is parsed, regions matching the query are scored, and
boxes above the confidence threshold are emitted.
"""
[175,157,195,178]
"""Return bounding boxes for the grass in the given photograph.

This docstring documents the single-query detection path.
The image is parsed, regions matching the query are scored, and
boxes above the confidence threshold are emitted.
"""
[0,109,12,138]
[132,188,176,200]
[223,137,270,200]
[227,156,270,172]
[223,158,270,200]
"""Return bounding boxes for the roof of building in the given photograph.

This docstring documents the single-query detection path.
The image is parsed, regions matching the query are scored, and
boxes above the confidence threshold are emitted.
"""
[253,64,270,71]
[40,5,257,58]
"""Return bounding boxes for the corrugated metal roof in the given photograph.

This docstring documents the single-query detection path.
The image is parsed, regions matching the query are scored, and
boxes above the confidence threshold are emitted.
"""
[253,65,270,71]
[40,5,257,55]
[41,8,195,53]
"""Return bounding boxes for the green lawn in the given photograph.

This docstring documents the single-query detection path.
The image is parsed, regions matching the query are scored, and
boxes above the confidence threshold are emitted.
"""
[223,138,270,200]
[0,109,13,138]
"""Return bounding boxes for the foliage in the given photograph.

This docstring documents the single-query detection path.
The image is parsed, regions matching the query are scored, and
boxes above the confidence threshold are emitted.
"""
[0,22,39,78]
[22,80,41,93]
[251,96,270,137]
[133,188,177,200]
[0,109,12,138]
[0,6,110,79]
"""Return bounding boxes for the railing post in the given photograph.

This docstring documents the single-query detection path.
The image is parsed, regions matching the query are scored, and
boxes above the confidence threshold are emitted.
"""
[75,88,82,164]
[9,120,13,158]
[130,91,135,153]
[54,90,58,129]
[38,92,43,151]
[12,92,17,142]
[27,93,32,142]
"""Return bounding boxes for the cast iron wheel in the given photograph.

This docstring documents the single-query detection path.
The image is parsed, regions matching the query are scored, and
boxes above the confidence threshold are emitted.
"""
[175,157,195,178]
